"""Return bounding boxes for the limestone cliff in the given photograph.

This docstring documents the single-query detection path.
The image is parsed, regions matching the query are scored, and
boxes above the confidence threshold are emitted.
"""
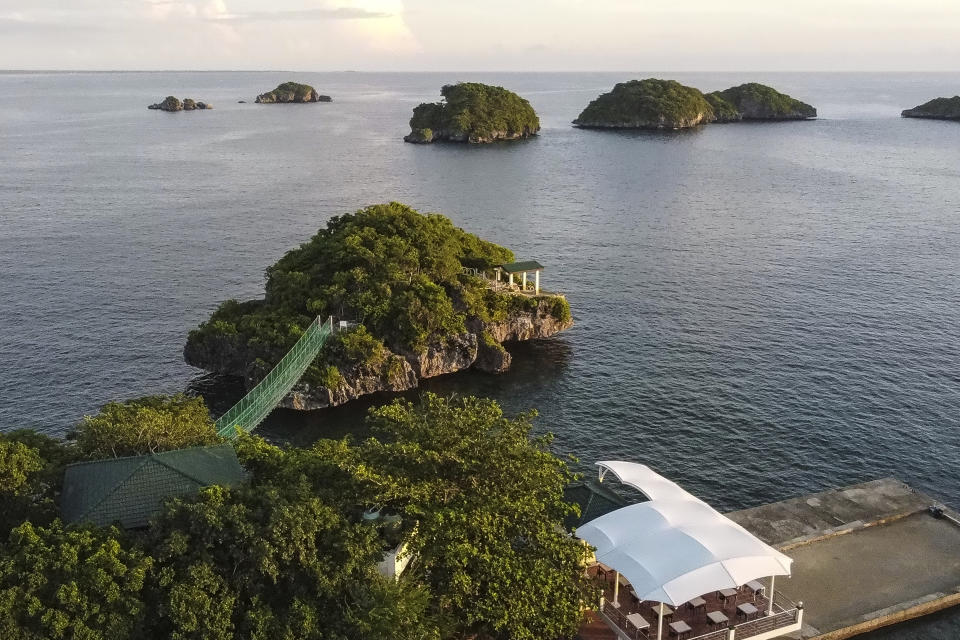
[185,297,572,411]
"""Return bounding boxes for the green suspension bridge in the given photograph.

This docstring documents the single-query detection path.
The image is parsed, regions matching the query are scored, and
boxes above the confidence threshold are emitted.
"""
[214,316,335,438]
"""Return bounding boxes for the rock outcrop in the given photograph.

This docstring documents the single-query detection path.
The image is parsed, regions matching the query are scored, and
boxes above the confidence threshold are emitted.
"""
[186,297,571,411]
[573,79,715,130]
[256,82,332,104]
[902,96,960,120]
[573,79,817,129]
[404,83,540,144]
[708,83,816,120]
[148,96,213,111]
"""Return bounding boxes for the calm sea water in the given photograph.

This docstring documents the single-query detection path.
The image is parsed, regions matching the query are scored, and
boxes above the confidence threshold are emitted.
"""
[2,71,960,637]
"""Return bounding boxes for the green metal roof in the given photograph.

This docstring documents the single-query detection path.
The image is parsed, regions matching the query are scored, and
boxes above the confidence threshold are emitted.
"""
[563,479,629,530]
[500,260,544,273]
[60,444,247,529]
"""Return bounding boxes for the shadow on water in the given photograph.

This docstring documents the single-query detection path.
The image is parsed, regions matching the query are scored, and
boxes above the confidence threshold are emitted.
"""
[252,337,573,447]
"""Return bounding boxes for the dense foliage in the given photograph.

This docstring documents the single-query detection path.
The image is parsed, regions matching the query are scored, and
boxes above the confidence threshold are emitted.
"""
[704,92,741,122]
[186,203,567,389]
[574,79,818,128]
[256,82,326,103]
[406,83,541,143]
[73,394,220,459]
[902,96,960,119]
[0,394,593,639]
[573,78,715,129]
[710,83,817,119]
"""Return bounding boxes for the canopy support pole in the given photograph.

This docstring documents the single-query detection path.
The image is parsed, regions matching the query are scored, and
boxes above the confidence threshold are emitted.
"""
[657,603,664,640]
[767,575,776,616]
[613,571,620,606]
[535,270,540,294]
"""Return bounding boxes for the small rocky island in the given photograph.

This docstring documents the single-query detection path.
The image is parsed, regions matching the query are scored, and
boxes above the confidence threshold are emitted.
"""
[404,82,540,143]
[902,96,960,120]
[573,79,816,130]
[148,96,213,111]
[184,203,572,410]
[255,82,332,104]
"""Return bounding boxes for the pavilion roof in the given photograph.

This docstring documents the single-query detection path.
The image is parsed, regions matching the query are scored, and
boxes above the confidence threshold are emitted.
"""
[500,260,544,273]
[577,461,793,606]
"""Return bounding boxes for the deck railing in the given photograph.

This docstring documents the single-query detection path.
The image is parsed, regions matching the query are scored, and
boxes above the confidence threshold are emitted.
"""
[596,590,801,640]
[733,607,800,639]
[688,629,729,640]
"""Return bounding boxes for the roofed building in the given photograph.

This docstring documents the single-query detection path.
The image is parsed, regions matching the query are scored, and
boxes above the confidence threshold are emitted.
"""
[60,443,247,529]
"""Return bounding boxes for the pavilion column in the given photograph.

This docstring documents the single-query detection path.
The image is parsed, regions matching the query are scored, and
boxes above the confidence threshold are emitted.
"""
[535,270,540,294]
[522,271,527,291]
[613,571,620,606]
[508,273,514,287]
[767,576,775,616]
[657,603,664,640]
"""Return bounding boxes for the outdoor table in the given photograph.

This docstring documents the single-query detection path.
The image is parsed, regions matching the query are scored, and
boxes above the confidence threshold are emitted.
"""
[745,580,765,601]
[626,613,650,635]
[737,603,759,620]
[668,620,692,638]
[707,610,729,627]
[688,596,706,613]
[718,588,738,606]
[651,604,673,619]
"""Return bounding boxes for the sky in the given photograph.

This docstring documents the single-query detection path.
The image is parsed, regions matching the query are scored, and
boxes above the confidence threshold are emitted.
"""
[1,0,959,71]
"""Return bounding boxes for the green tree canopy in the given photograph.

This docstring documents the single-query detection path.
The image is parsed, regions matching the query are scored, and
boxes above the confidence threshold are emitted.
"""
[147,481,438,640]
[407,83,541,143]
[348,394,594,640]
[73,394,219,459]
[0,431,77,536]
[0,521,151,640]
[186,203,558,391]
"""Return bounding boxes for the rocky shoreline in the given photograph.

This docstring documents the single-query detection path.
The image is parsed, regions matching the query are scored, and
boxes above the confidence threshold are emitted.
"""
[902,96,960,120]
[185,297,572,411]
[148,96,212,111]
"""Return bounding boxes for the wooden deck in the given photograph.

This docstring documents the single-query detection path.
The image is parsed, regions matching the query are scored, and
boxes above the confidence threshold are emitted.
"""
[580,565,782,640]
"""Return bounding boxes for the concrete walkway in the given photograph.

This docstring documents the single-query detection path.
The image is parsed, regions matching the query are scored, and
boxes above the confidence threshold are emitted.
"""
[727,478,960,639]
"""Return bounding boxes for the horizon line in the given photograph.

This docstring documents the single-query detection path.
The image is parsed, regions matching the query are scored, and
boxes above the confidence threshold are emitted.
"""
[2,69,959,74]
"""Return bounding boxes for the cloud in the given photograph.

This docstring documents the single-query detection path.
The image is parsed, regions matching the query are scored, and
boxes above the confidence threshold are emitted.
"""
[207,6,392,22]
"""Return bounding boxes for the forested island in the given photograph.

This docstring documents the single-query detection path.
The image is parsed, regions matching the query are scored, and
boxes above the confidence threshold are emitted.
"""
[255,82,332,103]
[0,393,593,639]
[902,96,960,120]
[404,82,540,143]
[573,79,817,130]
[185,203,572,410]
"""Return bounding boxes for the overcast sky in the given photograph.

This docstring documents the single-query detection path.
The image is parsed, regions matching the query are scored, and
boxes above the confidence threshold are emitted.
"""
[1,0,958,71]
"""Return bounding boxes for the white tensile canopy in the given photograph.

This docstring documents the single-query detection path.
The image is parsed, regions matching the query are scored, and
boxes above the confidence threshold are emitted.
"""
[577,461,793,608]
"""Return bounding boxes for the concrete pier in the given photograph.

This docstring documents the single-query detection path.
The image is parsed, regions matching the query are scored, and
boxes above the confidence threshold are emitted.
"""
[727,478,960,639]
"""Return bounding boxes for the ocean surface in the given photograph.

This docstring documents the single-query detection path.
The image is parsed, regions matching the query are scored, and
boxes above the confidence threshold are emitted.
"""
[2,71,960,637]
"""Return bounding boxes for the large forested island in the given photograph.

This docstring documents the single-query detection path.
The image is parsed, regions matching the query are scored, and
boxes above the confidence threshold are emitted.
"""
[255,81,331,103]
[0,392,593,639]
[573,78,817,130]
[902,96,960,120]
[185,203,572,410]
[404,82,541,143]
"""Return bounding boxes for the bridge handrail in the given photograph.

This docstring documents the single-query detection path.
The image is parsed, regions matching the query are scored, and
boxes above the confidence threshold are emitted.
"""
[214,316,333,438]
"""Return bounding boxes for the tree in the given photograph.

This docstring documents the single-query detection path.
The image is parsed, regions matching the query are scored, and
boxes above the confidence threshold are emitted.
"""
[352,394,594,640]
[73,394,219,459]
[0,431,77,536]
[0,521,151,640]
[147,481,439,640]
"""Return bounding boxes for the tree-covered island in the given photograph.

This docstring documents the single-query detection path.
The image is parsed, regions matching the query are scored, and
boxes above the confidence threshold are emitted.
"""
[404,82,541,143]
[573,78,817,130]
[902,96,960,120]
[0,393,595,640]
[255,81,332,103]
[185,202,572,410]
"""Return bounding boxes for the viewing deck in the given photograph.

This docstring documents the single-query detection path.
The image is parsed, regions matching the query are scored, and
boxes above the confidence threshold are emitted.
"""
[579,478,960,640]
